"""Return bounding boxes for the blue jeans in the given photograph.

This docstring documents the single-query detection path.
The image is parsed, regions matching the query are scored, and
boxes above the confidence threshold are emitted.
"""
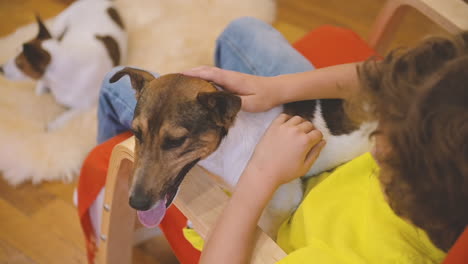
[97,17,315,143]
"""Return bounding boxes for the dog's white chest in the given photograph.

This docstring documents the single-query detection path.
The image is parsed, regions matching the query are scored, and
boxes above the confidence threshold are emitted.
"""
[199,107,283,187]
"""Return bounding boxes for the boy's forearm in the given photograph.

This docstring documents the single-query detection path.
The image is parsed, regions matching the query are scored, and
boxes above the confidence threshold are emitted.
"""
[200,169,277,264]
[270,62,362,105]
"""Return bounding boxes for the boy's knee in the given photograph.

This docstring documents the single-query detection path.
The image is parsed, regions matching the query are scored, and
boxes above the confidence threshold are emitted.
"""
[99,66,126,98]
[218,17,271,43]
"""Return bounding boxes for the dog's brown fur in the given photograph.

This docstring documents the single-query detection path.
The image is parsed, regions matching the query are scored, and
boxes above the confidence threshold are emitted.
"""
[14,16,52,79]
[107,7,125,29]
[109,68,241,210]
[95,35,120,66]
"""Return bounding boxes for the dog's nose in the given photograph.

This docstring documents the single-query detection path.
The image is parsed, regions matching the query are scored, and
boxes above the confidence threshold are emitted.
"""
[129,193,152,211]
[0,65,3,74]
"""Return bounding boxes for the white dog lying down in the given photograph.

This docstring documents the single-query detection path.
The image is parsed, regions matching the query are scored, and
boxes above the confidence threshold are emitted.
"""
[1,0,127,131]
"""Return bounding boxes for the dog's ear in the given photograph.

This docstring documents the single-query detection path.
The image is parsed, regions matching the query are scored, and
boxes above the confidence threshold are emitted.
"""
[22,43,50,71]
[35,15,52,40]
[110,67,155,97]
[197,91,241,128]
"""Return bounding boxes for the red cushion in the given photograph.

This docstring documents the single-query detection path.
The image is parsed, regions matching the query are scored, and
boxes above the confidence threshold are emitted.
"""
[160,206,201,263]
[78,25,380,264]
[293,25,378,68]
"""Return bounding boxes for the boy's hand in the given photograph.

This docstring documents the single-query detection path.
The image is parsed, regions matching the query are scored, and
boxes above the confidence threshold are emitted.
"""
[199,114,325,264]
[182,66,277,112]
[243,114,326,189]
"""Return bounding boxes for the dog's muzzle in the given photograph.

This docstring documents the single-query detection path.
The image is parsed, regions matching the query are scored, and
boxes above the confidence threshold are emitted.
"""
[134,158,201,228]
[0,65,4,74]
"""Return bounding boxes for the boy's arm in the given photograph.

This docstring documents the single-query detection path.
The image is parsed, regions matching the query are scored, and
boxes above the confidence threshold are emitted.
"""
[199,167,277,264]
[271,62,361,104]
[183,62,362,112]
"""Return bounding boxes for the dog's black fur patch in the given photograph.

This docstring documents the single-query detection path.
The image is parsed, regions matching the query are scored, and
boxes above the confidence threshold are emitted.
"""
[107,7,125,29]
[95,35,120,66]
[283,99,358,135]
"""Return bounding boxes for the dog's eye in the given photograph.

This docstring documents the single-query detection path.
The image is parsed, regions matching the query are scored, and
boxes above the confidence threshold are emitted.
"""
[161,136,187,150]
[133,129,143,142]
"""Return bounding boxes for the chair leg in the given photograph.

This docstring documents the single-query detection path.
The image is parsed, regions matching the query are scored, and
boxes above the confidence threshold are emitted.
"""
[95,158,136,264]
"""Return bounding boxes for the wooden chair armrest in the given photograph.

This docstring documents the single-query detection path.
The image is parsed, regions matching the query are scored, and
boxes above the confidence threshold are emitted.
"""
[108,137,286,263]
[369,0,468,53]
[176,166,287,263]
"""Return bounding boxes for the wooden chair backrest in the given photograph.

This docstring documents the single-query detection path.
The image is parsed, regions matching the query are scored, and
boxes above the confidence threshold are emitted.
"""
[369,0,468,53]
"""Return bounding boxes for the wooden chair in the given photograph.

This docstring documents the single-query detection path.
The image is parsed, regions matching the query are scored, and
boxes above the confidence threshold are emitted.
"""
[94,0,468,263]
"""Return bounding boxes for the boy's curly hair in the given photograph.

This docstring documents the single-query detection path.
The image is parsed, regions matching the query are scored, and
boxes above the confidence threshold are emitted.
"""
[354,31,468,251]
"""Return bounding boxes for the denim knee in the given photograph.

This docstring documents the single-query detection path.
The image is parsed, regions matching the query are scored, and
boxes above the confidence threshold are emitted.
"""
[215,17,290,74]
[99,66,126,98]
[215,16,313,76]
[97,66,137,143]
[218,17,273,43]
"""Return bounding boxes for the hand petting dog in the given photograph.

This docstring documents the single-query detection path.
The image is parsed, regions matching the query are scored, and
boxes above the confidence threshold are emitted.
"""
[245,114,326,187]
[183,66,277,112]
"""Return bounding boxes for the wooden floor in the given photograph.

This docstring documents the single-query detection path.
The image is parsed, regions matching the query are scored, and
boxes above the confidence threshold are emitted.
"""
[0,0,446,263]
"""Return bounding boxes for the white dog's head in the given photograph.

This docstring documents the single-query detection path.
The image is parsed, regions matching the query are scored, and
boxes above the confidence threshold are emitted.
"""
[1,15,52,81]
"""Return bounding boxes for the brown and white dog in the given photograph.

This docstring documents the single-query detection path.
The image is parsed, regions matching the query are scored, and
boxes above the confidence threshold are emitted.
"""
[0,0,127,131]
[108,67,376,236]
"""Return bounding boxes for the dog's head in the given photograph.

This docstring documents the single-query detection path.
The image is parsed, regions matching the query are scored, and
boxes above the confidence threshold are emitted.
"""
[1,15,52,80]
[110,67,241,227]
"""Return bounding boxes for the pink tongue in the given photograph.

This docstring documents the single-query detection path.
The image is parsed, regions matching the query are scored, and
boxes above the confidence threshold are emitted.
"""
[137,199,167,228]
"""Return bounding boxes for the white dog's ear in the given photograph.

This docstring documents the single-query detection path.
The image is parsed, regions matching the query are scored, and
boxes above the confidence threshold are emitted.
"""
[35,15,52,40]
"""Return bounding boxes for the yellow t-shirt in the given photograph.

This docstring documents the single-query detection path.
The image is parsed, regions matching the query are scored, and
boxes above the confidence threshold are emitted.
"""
[276,153,446,264]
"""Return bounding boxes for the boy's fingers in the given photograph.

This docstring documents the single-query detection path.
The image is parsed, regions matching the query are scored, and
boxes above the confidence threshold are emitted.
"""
[304,140,326,167]
[286,115,304,126]
[182,66,221,83]
[297,121,315,133]
[181,66,208,76]
[182,65,213,74]
[307,129,323,142]
[273,113,291,125]
[184,67,245,94]
[184,67,254,96]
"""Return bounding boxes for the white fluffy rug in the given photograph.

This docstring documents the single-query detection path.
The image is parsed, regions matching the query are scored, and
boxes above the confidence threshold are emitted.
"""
[0,0,276,186]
